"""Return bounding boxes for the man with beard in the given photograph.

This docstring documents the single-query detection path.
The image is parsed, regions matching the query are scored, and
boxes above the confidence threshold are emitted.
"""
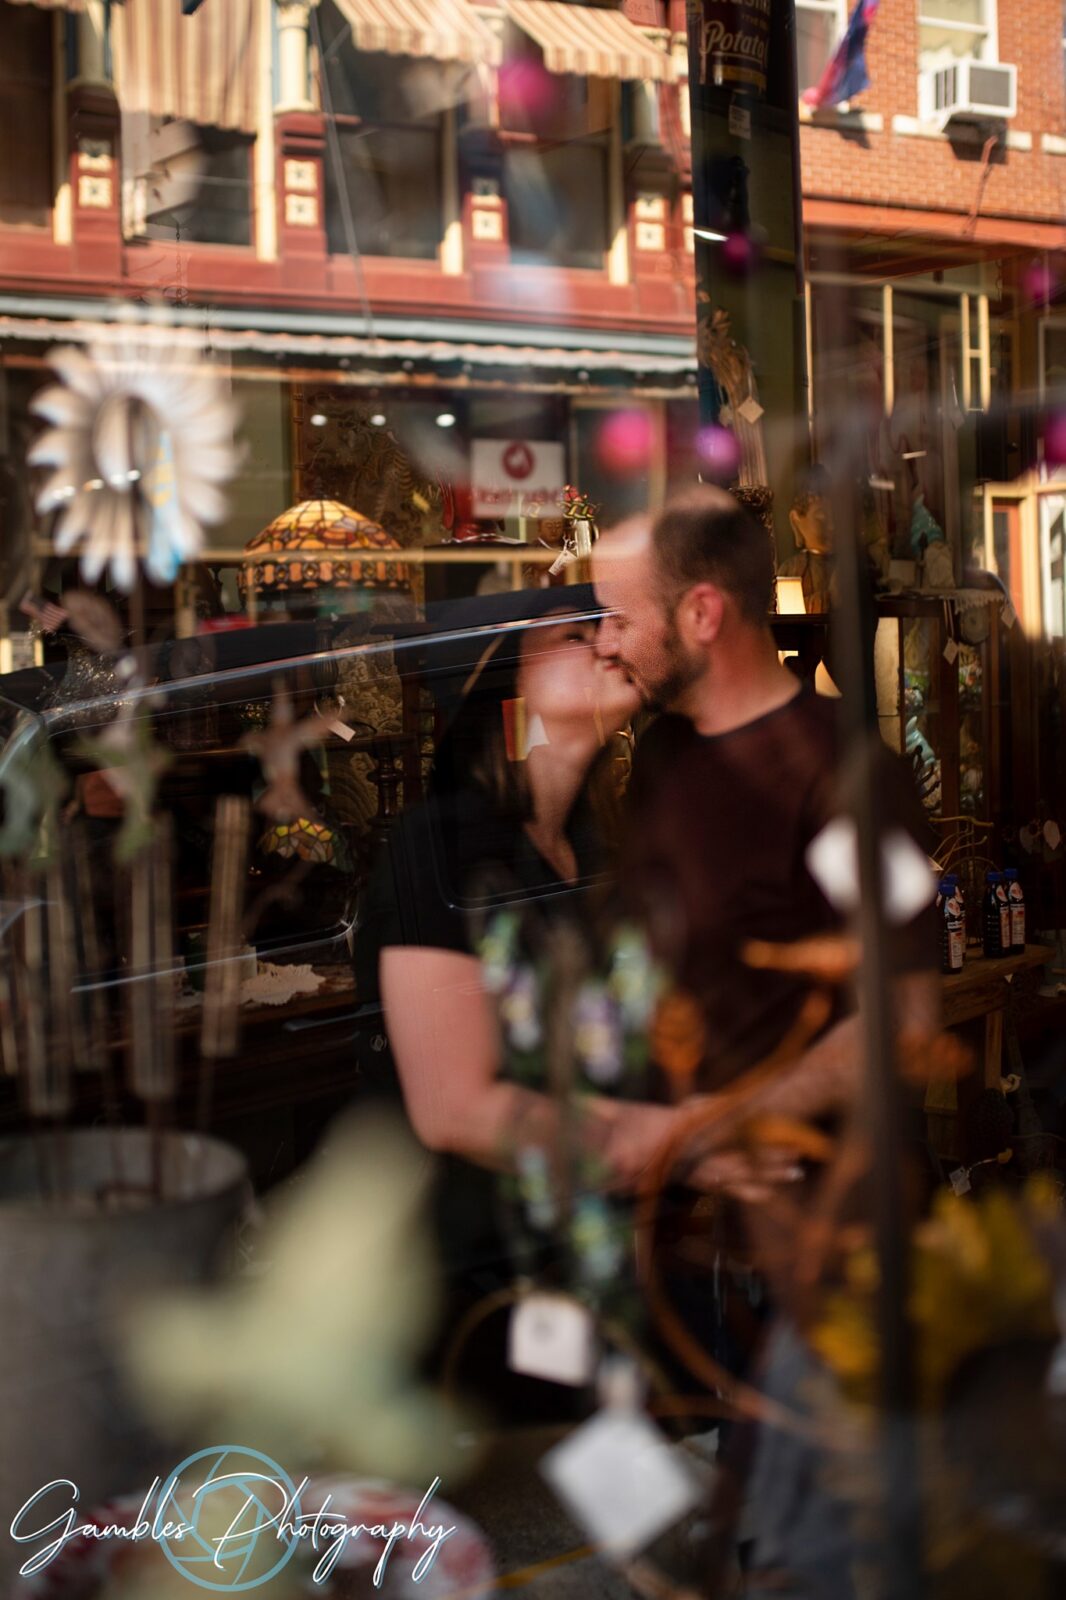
[592,484,937,1111]
[592,486,937,1598]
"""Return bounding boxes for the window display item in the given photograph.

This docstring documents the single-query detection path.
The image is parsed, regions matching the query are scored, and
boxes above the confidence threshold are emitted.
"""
[28,335,238,592]
[983,871,1010,958]
[938,876,965,974]
[1003,867,1026,951]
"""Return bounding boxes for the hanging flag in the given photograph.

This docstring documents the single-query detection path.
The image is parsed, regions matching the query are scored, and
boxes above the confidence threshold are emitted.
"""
[802,0,879,110]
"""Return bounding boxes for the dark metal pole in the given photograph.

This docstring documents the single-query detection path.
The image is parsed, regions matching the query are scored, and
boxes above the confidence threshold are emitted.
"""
[683,2,925,1590]
[819,260,926,1600]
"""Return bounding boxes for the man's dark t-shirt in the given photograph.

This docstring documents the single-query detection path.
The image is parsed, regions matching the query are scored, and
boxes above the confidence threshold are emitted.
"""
[624,688,936,1089]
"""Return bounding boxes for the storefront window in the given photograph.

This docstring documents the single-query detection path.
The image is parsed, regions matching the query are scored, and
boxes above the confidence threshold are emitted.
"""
[0,2,53,230]
[123,119,254,247]
[319,4,444,260]
[499,34,612,270]
[1040,493,1066,638]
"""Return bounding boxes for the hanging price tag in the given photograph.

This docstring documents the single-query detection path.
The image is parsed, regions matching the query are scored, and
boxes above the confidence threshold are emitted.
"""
[1045,820,1063,851]
[943,639,959,664]
[541,1409,701,1557]
[1002,600,1017,630]
[949,1167,971,1196]
[737,396,765,425]
[328,720,356,742]
[508,1295,596,1387]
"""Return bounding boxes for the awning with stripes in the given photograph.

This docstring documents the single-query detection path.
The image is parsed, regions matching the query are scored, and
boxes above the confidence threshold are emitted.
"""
[500,0,673,81]
[330,0,502,66]
[110,0,263,136]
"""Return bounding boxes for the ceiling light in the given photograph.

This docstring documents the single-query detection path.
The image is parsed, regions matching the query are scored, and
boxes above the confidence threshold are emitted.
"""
[310,412,328,427]
[436,412,457,428]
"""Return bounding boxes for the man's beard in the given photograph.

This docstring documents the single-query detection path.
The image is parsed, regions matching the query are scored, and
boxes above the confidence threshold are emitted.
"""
[643,617,704,712]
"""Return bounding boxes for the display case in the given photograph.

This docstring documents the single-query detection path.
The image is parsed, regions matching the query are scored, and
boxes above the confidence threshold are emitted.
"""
[873,594,1003,825]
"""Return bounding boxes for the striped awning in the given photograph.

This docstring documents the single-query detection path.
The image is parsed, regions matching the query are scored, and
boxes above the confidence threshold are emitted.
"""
[501,1,673,80]
[331,0,502,66]
[110,0,263,136]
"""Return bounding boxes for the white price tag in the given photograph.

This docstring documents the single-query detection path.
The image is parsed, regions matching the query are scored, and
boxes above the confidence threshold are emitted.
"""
[737,397,765,425]
[508,1295,596,1387]
[1002,601,1017,630]
[541,1409,701,1557]
[949,1167,971,1196]
[329,720,356,742]
[943,639,959,664]
[806,818,935,925]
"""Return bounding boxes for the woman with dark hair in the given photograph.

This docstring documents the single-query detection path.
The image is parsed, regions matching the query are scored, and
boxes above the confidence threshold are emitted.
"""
[355,592,727,1303]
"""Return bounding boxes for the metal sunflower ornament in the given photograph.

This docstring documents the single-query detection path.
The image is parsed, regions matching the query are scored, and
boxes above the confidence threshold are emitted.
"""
[29,334,238,592]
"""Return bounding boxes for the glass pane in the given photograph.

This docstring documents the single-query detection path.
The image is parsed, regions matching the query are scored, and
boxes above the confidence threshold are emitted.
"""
[919,23,987,62]
[0,5,52,229]
[1042,325,1066,397]
[992,506,1011,590]
[919,0,987,25]
[1041,496,1066,639]
[903,619,942,812]
[795,7,837,95]
[504,144,609,271]
[178,132,254,248]
[326,126,442,259]
[957,643,985,815]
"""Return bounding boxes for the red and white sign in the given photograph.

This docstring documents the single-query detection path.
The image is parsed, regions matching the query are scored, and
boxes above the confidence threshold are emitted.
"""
[471,439,565,519]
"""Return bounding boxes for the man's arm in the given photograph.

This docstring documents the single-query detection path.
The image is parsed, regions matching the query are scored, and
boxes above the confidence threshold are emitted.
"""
[684,970,940,1185]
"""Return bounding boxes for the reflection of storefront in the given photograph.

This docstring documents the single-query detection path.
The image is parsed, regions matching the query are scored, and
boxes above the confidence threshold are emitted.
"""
[805,257,1006,567]
[0,302,697,659]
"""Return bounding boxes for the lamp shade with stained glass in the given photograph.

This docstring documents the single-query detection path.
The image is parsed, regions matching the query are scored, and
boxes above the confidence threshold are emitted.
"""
[237,499,414,602]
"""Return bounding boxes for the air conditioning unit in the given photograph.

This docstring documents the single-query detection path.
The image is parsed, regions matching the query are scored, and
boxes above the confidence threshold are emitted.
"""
[920,58,1017,129]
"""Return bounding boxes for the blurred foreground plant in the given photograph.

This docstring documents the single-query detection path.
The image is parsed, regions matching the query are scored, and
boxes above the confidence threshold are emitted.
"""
[122,1113,467,1482]
[812,1177,1061,1411]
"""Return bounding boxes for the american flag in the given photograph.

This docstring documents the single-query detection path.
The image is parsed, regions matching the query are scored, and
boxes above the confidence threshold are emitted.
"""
[19,592,69,634]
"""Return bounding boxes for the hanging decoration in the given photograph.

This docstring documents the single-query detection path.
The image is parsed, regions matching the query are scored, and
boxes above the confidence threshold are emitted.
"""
[549,484,600,575]
[74,702,171,862]
[239,685,335,823]
[29,333,238,592]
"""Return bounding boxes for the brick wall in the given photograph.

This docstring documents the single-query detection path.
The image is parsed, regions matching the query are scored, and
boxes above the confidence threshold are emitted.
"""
[800,0,1066,227]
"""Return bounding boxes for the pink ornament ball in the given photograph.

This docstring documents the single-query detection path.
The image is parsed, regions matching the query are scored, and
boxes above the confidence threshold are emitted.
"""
[1022,258,1058,309]
[720,230,760,278]
[497,59,556,122]
[695,424,741,482]
[596,410,654,477]
[1044,411,1066,467]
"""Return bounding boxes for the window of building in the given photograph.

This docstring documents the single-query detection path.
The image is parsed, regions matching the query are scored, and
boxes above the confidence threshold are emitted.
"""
[0,2,54,230]
[795,0,846,98]
[919,0,995,68]
[122,118,254,247]
[318,4,445,261]
[499,31,612,271]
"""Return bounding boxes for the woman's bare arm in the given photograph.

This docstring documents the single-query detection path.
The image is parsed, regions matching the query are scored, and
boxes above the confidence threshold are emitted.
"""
[381,945,750,1188]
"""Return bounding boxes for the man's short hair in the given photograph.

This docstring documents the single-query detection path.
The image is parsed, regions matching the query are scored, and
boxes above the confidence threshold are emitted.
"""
[652,487,775,625]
